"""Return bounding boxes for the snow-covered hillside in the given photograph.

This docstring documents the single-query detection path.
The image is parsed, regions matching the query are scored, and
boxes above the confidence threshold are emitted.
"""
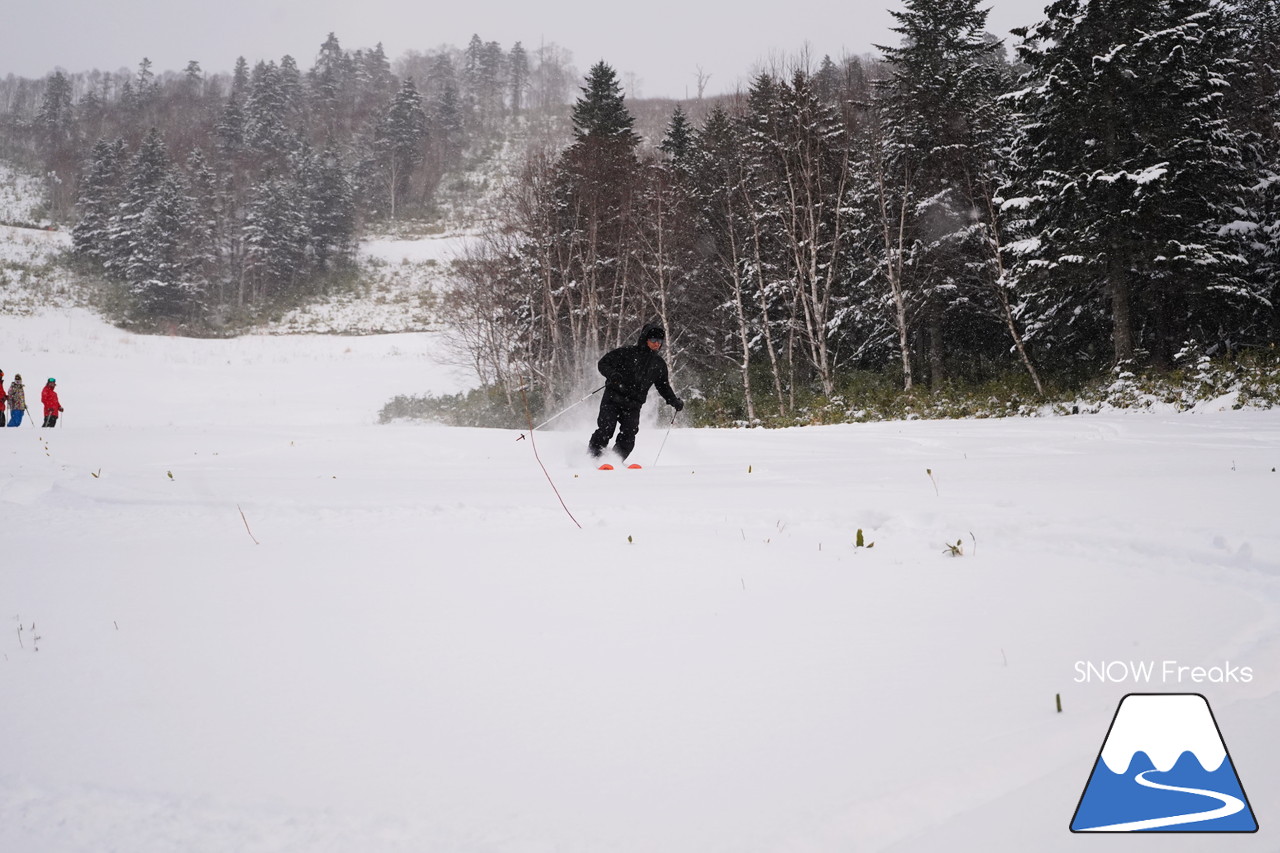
[3,306,1278,852]
[1,163,79,316]
[0,162,48,226]
[267,231,470,335]
[3,158,470,336]
[0,223,78,316]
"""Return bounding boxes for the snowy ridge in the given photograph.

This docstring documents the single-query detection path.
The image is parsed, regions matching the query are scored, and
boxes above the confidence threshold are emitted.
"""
[1099,694,1227,774]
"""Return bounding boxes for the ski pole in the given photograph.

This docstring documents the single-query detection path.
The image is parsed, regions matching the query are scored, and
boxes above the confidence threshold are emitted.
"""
[651,412,678,467]
[519,385,605,437]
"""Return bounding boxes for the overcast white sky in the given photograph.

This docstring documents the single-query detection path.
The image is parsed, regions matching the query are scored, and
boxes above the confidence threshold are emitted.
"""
[5,0,1049,98]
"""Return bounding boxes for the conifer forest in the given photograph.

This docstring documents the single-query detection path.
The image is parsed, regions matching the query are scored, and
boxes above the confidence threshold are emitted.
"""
[2,0,1278,421]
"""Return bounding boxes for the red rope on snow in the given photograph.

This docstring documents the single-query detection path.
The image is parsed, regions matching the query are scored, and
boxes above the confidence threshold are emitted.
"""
[522,390,581,529]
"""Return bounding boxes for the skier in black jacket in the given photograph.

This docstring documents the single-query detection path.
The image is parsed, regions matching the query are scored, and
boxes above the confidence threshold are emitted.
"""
[589,323,684,462]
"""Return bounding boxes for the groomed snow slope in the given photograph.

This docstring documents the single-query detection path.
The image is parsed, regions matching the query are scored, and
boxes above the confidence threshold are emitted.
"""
[3,309,1278,853]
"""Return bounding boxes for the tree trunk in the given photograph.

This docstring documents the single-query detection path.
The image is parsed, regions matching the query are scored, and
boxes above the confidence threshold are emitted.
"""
[725,222,756,422]
[1109,256,1135,364]
[979,187,1044,395]
[744,198,787,415]
[927,299,945,391]
[875,158,914,392]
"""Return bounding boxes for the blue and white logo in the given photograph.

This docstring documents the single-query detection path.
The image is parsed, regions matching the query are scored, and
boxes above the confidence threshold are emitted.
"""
[1071,693,1258,832]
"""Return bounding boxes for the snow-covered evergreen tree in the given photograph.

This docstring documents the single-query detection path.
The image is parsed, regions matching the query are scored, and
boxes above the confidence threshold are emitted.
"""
[127,170,202,321]
[36,70,79,214]
[309,33,354,136]
[761,71,854,396]
[813,56,841,104]
[686,104,785,419]
[374,78,428,219]
[245,61,292,162]
[230,57,251,102]
[243,176,308,302]
[214,96,246,162]
[558,61,644,355]
[1228,0,1280,339]
[301,141,356,268]
[72,138,126,263]
[570,61,640,147]
[478,40,508,129]
[109,128,172,277]
[182,148,222,305]
[875,0,1012,387]
[278,56,306,126]
[658,105,695,165]
[636,108,703,377]
[508,43,529,116]
[35,70,75,150]
[1007,0,1255,367]
[355,43,396,126]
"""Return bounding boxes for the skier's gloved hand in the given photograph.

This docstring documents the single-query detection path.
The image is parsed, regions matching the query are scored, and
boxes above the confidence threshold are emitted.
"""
[672,398,684,412]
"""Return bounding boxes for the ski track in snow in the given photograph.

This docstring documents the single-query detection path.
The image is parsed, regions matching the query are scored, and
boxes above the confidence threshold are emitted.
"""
[1076,769,1245,831]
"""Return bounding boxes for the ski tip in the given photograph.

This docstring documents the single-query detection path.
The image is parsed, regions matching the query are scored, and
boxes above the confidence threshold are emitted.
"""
[627,463,643,469]
[598,463,615,470]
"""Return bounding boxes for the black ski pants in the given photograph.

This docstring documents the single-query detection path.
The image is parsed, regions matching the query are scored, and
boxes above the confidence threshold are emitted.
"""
[588,395,641,461]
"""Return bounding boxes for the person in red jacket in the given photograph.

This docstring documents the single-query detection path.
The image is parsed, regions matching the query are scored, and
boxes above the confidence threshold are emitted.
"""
[41,378,64,428]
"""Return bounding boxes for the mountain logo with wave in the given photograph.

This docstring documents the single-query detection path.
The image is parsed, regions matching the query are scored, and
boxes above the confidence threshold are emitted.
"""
[1071,693,1258,832]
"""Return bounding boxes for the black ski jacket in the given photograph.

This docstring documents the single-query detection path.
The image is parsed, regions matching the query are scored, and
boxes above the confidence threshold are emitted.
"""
[597,324,679,410]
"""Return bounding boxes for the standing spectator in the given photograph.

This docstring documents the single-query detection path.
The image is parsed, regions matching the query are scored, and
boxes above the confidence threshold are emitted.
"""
[42,378,63,428]
[0,370,7,427]
[7,374,26,427]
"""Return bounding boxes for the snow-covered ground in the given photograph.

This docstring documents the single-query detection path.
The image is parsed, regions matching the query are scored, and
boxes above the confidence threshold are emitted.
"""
[268,232,469,335]
[3,307,1278,852]
[0,163,48,226]
[0,224,79,316]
